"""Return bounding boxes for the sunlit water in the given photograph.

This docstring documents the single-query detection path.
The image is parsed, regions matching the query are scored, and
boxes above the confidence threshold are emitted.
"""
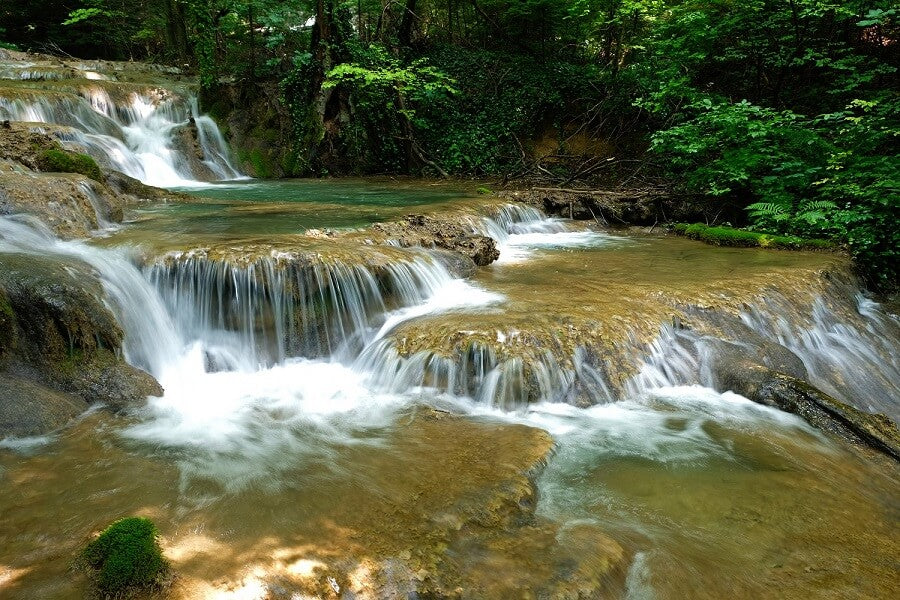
[0,181,898,598]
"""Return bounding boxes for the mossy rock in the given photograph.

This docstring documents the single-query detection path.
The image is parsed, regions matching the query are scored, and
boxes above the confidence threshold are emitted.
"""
[673,222,834,250]
[37,148,104,182]
[82,517,168,597]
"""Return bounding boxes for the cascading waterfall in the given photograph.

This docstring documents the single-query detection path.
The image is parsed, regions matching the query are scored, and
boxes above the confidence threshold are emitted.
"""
[1,202,897,442]
[0,88,242,187]
[143,250,500,370]
[0,215,182,376]
[741,293,900,418]
[478,203,623,263]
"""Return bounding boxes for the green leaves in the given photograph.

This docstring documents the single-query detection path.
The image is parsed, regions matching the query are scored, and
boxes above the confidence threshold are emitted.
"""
[62,7,110,26]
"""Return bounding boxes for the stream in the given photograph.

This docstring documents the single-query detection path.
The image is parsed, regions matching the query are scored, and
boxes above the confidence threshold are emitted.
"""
[0,56,898,599]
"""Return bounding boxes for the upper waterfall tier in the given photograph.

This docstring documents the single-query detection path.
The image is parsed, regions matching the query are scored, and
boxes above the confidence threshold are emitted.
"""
[0,52,242,187]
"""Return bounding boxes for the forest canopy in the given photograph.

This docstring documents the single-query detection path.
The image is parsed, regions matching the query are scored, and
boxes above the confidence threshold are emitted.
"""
[1,1,897,290]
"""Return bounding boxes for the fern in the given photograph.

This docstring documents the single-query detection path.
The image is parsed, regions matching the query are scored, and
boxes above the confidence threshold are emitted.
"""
[800,200,837,211]
[746,202,787,218]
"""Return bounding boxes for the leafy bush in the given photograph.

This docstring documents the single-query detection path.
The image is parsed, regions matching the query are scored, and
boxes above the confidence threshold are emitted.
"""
[82,517,167,596]
[37,148,104,182]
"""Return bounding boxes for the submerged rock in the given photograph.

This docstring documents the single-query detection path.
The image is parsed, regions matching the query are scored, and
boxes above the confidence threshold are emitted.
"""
[0,375,85,438]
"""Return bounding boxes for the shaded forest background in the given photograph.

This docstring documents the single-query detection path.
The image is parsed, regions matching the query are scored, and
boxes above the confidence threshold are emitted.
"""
[1,1,897,291]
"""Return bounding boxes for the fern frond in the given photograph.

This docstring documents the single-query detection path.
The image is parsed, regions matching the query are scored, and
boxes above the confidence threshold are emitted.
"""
[747,202,787,217]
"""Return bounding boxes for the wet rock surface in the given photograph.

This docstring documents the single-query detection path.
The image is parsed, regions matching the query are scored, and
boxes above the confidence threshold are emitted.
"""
[170,119,218,181]
[0,171,121,237]
[374,214,500,266]
[0,375,85,438]
[0,124,181,237]
[717,362,900,461]
[0,253,161,437]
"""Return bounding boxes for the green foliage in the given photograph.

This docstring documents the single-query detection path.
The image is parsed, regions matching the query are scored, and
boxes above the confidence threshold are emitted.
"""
[640,1,899,291]
[82,517,167,596]
[418,47,604,174]
[320,46,457,172]
[37,149,104,182]
[5,0,896,288]
[674,223,834,250]
[0,26,18,50]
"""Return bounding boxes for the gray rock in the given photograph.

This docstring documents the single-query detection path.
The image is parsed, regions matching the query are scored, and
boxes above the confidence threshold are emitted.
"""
[717,361,900,461]
[0,375,86,438]
[0,252,162,435]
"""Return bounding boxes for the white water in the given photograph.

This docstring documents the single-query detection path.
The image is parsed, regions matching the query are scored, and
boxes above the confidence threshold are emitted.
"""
[3,205,898,595]
[479,204,626,263]
[3,205,897,439]
[0,89,242,187]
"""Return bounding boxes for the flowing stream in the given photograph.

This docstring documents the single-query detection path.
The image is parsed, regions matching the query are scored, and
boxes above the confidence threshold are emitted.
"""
[1,188,898,598]
[0,60,898,599]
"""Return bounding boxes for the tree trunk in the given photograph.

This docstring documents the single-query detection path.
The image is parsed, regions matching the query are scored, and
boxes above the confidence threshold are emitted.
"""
[399,0,418,47]
[164,0,191,63]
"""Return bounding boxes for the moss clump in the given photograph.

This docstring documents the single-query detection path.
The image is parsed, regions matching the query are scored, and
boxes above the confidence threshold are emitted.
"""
[37,148,104,182]
[476,186,494,195]
[673,222,834,250]
[82,517,168,597]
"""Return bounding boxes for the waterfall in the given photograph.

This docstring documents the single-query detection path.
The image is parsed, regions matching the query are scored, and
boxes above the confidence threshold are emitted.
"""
[0,215,182,376]
[0,88,242,187]
[1,202,897,432]
[478,203,622,263]
[143,250,500,370]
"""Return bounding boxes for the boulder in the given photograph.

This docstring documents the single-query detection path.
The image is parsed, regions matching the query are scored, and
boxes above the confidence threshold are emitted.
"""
[0,253,162,436]
[374,214,500,266]
[714,358,900,461]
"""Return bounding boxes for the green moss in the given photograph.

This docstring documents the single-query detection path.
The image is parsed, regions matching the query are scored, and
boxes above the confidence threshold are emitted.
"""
[672,223,834,250]
[37,148,104,182]
[476,187,494,195]
[251,125,279,143]
[238,148,274,178]
[82,517,167,597]
[0,289,14,354]
[281,151,299,177]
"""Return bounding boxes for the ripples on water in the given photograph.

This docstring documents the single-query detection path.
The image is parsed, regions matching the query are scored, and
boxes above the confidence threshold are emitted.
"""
[0,198,898,598]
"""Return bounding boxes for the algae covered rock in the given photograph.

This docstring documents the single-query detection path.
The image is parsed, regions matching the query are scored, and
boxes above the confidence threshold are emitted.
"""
[82,517,169,597]
[36,148,104,182]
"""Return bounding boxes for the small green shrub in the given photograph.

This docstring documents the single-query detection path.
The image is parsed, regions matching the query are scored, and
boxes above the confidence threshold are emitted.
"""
[673,223,833,250]
[82,517,167,596]
[37,148,104,182]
